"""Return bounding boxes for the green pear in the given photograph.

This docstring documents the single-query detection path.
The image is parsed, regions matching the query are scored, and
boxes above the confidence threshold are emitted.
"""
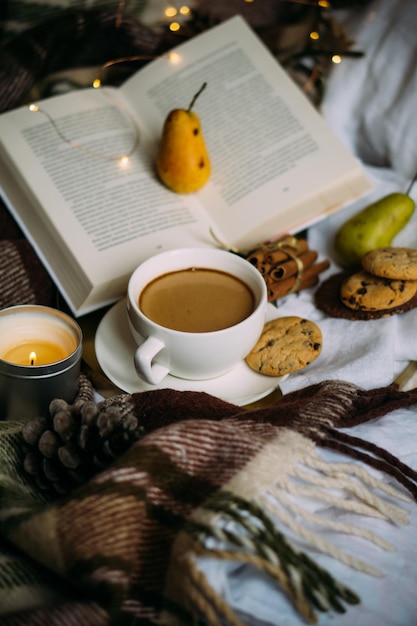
[335,192,415,267]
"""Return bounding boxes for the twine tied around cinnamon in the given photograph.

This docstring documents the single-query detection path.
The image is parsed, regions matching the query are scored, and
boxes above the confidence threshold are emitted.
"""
[210,229,330,301]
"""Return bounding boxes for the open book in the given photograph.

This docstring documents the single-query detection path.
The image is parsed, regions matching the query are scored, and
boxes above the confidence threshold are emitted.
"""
[0,15,371,316]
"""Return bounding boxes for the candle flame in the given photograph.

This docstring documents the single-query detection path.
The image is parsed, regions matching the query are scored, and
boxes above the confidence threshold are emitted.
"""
[29,351,37,366]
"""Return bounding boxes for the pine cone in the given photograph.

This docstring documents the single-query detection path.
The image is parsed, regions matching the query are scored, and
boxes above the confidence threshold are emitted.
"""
[21,394,145,496]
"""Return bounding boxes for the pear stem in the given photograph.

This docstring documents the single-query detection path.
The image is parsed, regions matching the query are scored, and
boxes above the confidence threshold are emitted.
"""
[405,168,417,196]
[187,82,207,112]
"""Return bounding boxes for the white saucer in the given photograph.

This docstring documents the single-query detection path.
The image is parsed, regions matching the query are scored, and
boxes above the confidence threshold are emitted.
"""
[95,300,287,406]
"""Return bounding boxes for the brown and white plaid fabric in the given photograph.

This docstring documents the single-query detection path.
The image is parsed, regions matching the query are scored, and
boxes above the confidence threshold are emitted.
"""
[1,377,417,625]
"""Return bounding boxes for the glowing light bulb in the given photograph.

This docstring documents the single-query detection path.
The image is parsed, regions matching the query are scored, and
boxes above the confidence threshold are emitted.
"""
[310,31,320,40]
[92,79,102,89]
[119,156,129,167]
[179,5,190,14]
[28,104,39,112]
[165,7,177,17]
[332,54,342,64]
[169,21,180,32]
[318,0,330,7]
[168,51,181,64]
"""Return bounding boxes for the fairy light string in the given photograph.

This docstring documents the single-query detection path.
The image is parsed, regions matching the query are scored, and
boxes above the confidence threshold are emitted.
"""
[28,94,140,165]
[27,52,165,164]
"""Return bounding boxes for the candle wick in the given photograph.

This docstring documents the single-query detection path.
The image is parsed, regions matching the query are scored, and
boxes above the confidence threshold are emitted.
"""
[30,358,35,366]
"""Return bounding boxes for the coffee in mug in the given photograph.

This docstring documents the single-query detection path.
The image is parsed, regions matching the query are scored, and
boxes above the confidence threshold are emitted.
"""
[127,248,267,384]
[138,267,255,333]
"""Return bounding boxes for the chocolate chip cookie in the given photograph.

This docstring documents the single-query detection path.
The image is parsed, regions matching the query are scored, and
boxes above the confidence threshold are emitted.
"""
[361,247,417,281]
[340,270,417,311]
[315,271,417,320]
[245,316,322,376]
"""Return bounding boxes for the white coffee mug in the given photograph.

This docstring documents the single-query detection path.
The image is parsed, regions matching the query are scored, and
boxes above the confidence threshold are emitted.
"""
[127,247,267,384]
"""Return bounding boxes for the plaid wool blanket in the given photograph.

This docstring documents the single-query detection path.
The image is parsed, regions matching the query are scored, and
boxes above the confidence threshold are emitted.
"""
[2,375,417,625]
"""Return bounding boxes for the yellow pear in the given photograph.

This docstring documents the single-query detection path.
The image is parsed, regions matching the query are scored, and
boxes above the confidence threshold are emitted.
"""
[156,83,211,194]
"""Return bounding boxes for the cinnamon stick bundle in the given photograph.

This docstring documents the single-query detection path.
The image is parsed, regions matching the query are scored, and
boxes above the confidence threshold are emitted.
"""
[243,236,329,302]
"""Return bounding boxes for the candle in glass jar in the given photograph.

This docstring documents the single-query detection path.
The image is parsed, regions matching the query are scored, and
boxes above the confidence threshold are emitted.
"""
[0,305,82,419]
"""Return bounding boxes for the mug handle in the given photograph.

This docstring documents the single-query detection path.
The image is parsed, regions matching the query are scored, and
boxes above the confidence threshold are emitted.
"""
[133,336,170,384]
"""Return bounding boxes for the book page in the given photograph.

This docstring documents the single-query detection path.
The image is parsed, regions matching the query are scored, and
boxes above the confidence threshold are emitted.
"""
[121,15,370,249]
[0,89,216,293]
